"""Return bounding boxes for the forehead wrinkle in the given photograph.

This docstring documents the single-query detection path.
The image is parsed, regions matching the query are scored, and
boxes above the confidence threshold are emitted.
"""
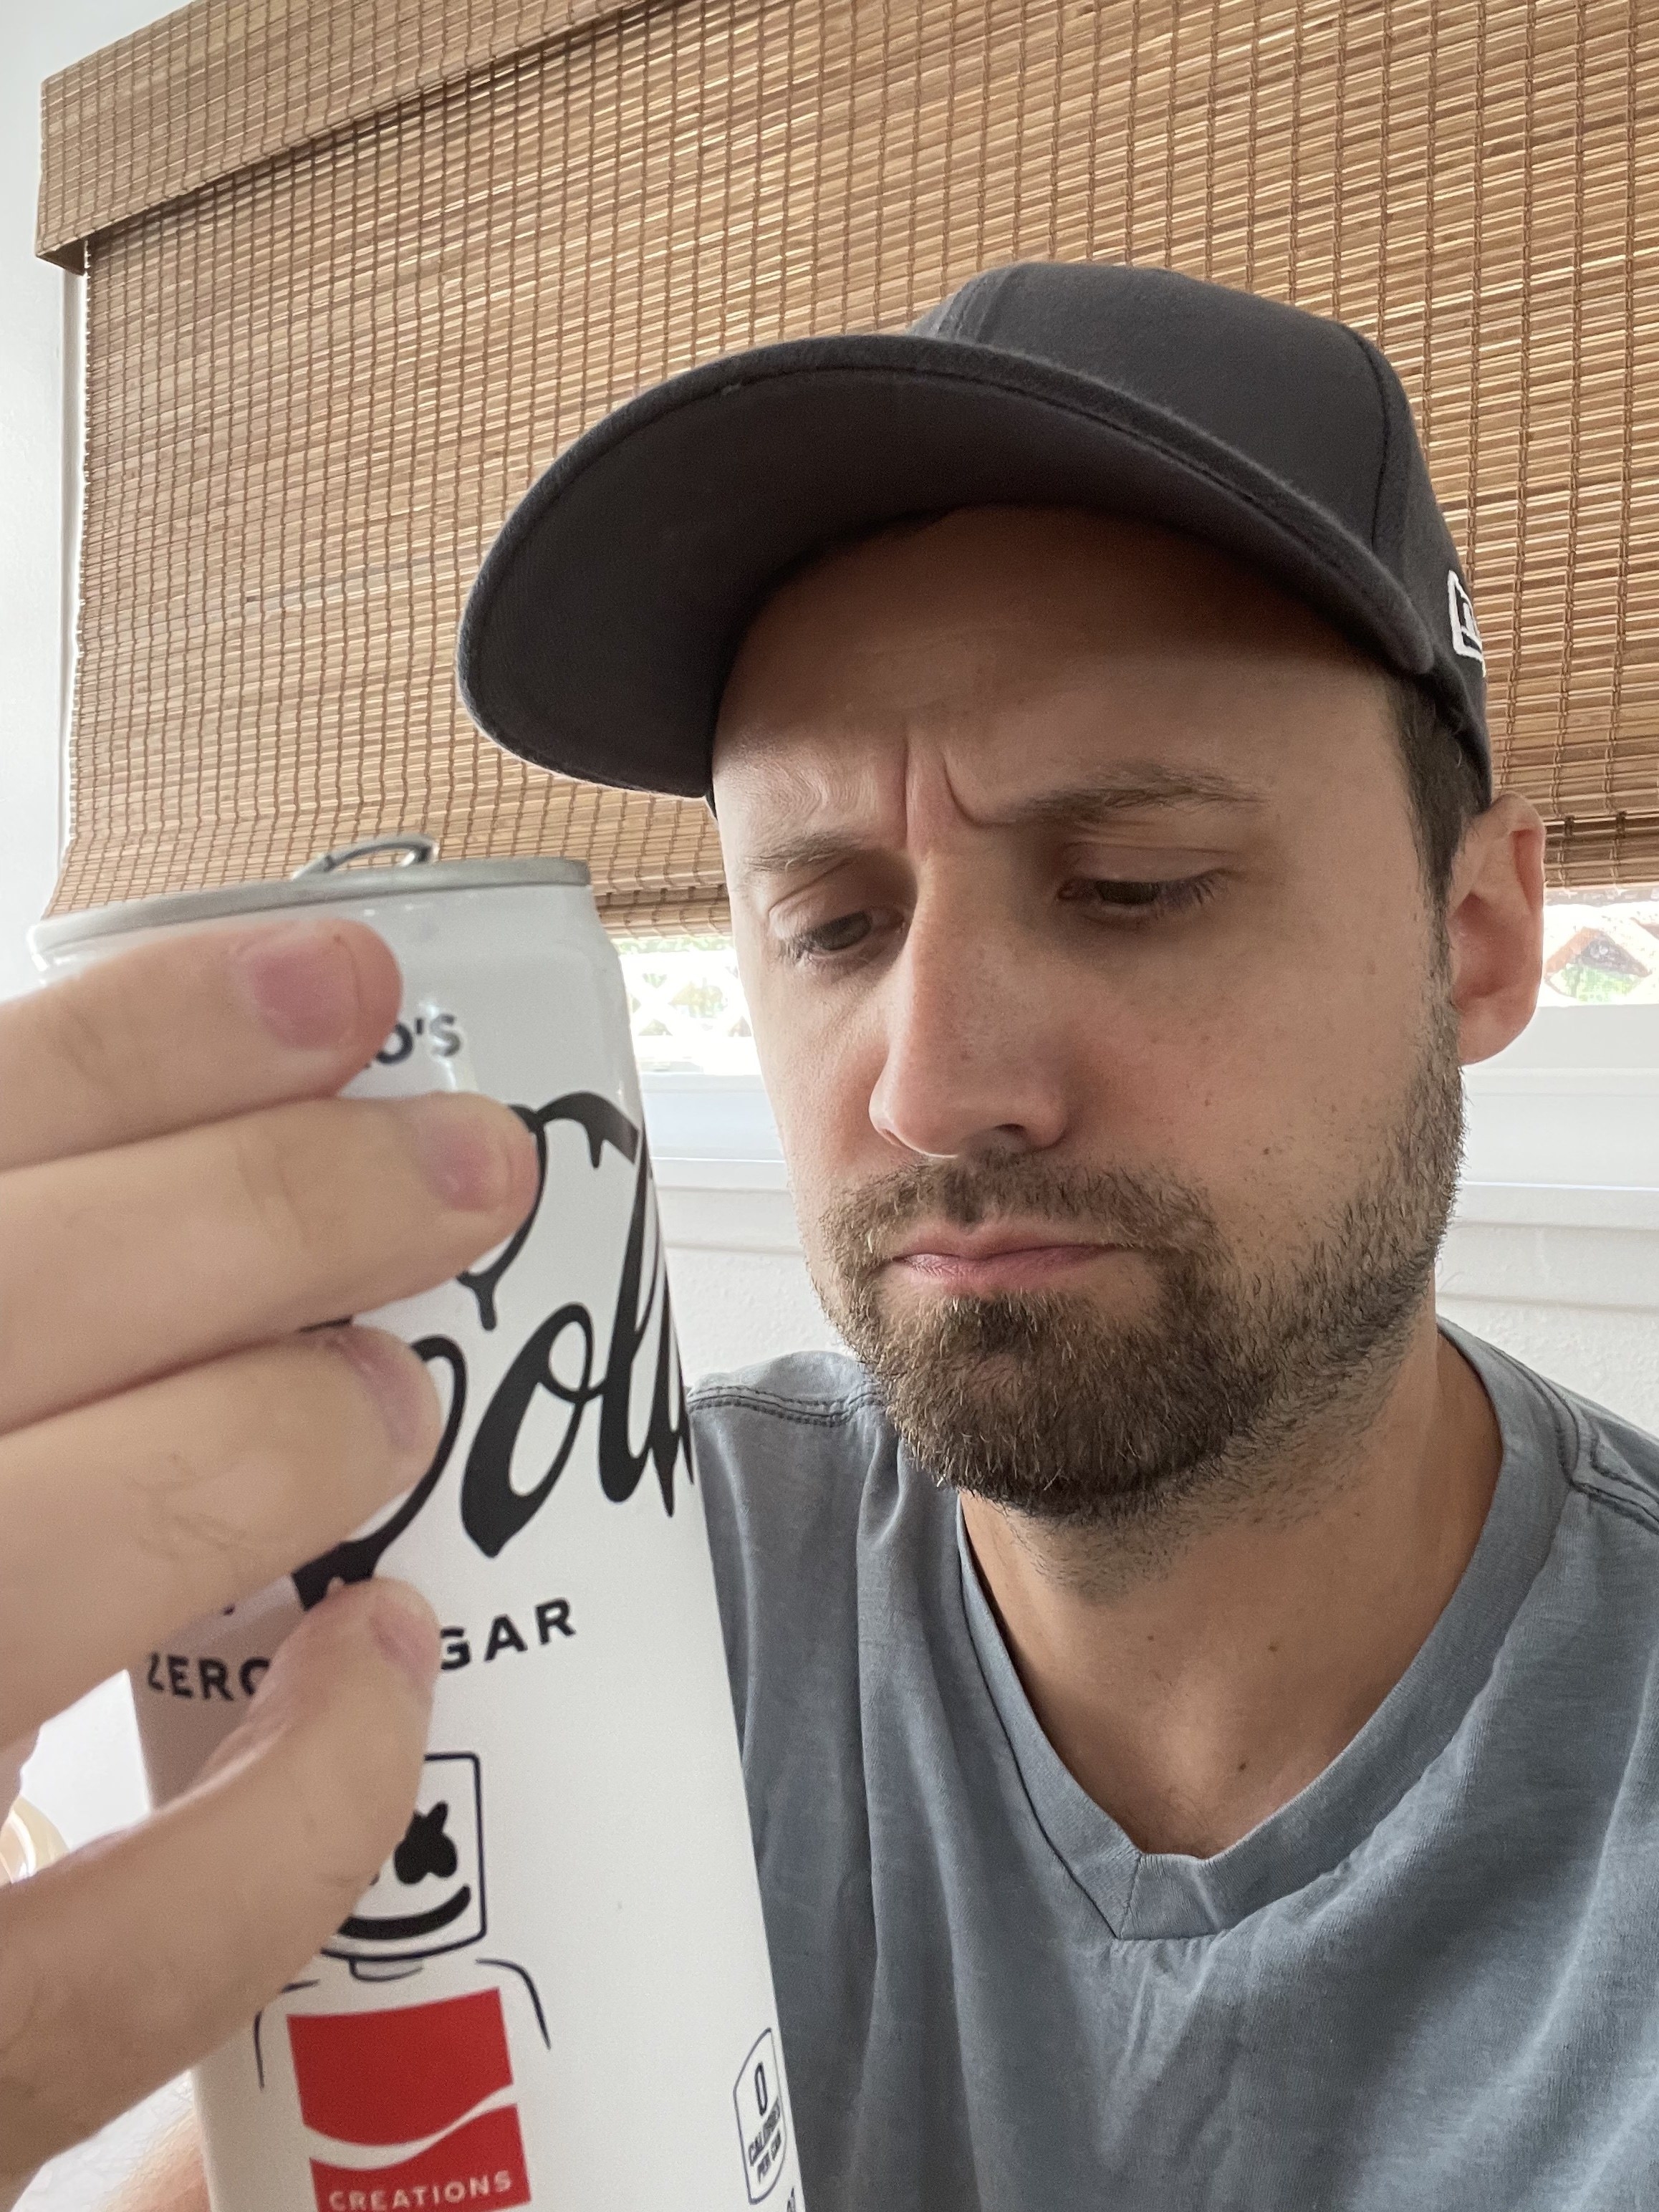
[721,747,908,880]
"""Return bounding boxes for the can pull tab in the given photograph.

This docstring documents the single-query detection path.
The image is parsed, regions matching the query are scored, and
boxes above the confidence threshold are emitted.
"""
[290,834,439,877]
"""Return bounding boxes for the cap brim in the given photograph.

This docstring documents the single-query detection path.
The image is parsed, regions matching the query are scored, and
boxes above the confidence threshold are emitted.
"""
[457,332,1438,797]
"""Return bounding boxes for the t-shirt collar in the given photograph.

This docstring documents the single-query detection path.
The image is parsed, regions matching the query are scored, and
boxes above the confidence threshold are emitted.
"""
[954,1319,1574,1939]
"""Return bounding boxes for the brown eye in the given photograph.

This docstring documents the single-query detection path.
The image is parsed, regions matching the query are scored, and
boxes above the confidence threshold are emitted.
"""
[1059,874,1223,918]
[788,910,876,961]
[1087,881,1165,908]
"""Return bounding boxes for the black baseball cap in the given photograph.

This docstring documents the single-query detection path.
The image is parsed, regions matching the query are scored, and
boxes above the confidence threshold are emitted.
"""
[458,260,1491,802]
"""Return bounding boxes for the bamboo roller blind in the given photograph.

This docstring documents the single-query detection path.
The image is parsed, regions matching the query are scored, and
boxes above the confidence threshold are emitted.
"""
[37,0,1659,926]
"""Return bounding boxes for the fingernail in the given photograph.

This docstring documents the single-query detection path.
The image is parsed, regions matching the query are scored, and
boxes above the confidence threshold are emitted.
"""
[369,1581,441,1693]
[404,1094,528,1212]
[237,922,365,1049]
[330,1325,438,1458]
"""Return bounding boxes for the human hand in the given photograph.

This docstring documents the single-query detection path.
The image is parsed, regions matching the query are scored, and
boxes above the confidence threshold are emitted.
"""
[0,918,537,2205]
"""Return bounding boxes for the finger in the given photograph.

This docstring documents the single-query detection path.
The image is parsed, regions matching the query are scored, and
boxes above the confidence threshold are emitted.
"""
[0,1327,442,1750]
[0,1090,537,1430]
[0,1578,439,2188]
[0,918,403,1173]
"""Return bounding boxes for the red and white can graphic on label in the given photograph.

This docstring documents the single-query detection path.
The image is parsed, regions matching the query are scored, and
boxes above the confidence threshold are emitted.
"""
[292,1993,531,2212]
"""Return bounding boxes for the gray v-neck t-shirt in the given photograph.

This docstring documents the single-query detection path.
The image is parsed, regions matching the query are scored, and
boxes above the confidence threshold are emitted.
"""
[689,1319,1659,2210]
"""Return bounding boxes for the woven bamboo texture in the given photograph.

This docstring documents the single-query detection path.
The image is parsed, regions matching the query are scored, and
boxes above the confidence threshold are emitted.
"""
[39,0,1659,924]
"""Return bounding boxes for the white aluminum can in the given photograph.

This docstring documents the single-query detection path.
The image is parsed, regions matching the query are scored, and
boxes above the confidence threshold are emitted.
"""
[29,838,804,2212]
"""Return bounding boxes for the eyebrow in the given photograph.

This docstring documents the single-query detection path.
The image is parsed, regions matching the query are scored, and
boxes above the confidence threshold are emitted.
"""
[1005,766,1264,828]
[737,764,1264,877]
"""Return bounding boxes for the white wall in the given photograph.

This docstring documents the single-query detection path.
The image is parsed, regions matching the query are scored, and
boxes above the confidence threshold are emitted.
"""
[0,0,178,1000]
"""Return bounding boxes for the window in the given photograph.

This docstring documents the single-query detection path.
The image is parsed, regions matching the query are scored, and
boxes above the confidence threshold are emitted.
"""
[620,943,778,1173]
[620,941,758,1076]
[1539,886,1659,1007]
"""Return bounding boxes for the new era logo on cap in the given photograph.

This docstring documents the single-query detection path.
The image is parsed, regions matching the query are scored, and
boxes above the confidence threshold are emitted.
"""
[1448,571,1485,668]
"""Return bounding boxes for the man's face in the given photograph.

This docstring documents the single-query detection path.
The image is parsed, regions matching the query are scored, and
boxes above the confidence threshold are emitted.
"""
[712,507,1468,1529]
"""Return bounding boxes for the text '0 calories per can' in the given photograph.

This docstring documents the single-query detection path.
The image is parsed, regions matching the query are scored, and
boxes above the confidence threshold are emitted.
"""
[29,837,804,2212]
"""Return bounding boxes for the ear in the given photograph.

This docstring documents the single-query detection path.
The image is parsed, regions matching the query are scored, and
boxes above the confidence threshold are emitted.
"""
[1447,792,1547,1066]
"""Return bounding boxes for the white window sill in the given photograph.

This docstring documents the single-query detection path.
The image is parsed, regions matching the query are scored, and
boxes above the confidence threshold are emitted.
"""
[1451,1182,1659,1231]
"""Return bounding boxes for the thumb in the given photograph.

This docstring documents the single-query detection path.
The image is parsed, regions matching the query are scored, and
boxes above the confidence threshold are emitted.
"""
[0,1579,438,2196]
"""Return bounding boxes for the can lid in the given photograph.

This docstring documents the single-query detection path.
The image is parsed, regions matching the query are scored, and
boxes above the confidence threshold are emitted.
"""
[30,837,593,961]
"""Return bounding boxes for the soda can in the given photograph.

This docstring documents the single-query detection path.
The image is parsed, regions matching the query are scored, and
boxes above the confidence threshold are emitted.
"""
[29,837,804,2212]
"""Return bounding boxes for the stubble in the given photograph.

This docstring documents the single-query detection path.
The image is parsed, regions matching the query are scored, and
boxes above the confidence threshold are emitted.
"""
[810,987,1465,1542]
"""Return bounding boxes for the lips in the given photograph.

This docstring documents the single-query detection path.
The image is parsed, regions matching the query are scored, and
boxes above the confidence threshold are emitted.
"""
[891,1226,1110,1264]
[886,1226,1125,1296]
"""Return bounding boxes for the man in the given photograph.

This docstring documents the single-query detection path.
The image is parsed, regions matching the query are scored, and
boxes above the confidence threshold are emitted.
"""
[4,262,1657,2211]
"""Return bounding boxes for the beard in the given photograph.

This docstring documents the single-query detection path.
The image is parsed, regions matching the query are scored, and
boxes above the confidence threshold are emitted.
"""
[809,986,1465,1535]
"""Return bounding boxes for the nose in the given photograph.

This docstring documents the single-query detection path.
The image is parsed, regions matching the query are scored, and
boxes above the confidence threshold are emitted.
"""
[868,887,1072,1160]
